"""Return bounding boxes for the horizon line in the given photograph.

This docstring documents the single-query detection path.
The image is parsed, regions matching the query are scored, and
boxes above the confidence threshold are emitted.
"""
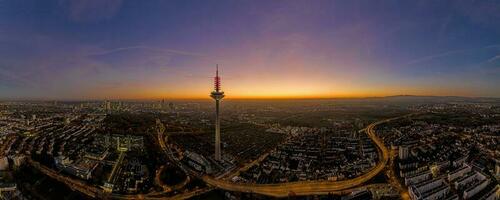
[1,94,499,102]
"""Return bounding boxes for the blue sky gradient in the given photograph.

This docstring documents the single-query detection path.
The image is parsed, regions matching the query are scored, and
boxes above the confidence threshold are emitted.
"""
[1,0,499,99]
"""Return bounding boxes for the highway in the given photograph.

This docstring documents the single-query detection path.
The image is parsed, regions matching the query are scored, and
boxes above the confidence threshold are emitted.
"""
[216,150,272,181]
[23,120,207,200]
[24,115,413,199]
[386,148,410,200]
[200,115,413,197]
[26,158,101,198]
[107,151,125,184]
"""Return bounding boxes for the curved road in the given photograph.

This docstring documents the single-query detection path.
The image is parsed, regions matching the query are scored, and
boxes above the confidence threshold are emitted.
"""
[201,116,407,197]
[27,115,408,199]
[25,120,205,200]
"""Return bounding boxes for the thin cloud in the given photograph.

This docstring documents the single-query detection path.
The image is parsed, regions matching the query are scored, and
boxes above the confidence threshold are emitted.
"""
[406,44,500,65]
[406,49,467,65]
[90,45,206,58]
[486,54,500,63]
[474,53,500,75]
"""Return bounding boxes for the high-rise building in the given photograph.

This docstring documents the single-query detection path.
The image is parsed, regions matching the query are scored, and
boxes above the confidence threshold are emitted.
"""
[105,100,111,111]
[210,65,225,161]
[169,102,175,111]
[399,145,410,160]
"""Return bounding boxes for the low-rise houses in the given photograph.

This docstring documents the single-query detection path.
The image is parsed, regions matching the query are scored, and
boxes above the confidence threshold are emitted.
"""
[239,128,378,183]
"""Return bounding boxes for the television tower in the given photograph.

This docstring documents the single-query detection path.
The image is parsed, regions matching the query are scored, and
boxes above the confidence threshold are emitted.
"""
[210,65,225,161]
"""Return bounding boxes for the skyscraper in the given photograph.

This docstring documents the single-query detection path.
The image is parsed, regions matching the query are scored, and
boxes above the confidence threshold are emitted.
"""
[210,65,225,161]
[106,101,111,111]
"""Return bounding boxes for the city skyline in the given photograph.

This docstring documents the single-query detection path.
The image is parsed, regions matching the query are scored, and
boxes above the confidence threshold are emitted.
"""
[1,0,500,100]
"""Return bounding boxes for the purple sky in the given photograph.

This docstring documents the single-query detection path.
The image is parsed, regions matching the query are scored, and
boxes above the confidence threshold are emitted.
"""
[1,0,500,99]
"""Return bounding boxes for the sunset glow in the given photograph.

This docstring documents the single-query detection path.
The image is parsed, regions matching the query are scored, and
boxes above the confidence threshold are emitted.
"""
[1,1,500,100]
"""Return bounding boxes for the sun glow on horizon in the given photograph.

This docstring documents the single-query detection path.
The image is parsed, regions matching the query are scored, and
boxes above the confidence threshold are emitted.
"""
[2,1,499,99]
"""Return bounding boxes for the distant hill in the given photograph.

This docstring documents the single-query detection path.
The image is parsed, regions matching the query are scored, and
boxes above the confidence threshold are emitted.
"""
[364,95,500,103]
